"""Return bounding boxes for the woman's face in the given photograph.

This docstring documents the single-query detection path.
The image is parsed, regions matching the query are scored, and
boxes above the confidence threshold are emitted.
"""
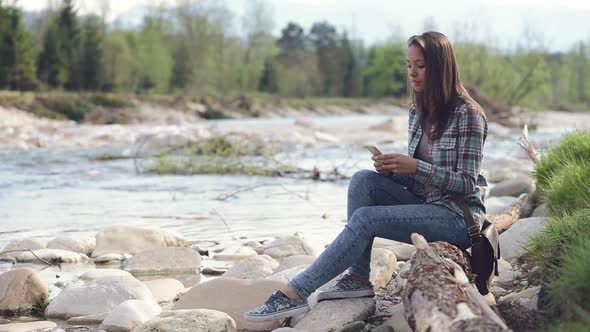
[407,45,426,93]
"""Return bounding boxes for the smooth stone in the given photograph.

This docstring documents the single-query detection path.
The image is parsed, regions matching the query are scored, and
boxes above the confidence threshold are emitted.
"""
[336,321,366,332]
[79,269,133,281]
[493,270,522,287]
[131,309,236,332]
[213,246,258,261]
[173,277,286,331]
[47,236,96,256]
[93,226,188,257]
[267,265,309,284]
[45,276,157,319]
[490,286,508,296]
[0,321,56,332]
[0,238,47,259]
[99,300,162,332]
[380,303,411,332]
[222,255,278,279]
[485,196,518,215]
[0,267,48,313]
[143,279,184,303]
[372,238,415,261]
[95,253,126,263]
[530,203,547,217]
[497,257,513,273]
[263,236,315,259]
[67,312,109,325]
[122,247,201,276]
[17,248,88,263]
[488,175,535,198]
[370,248,398,289]
[292,298,376,332]
[272,328,307,332]
[274,255,316,273]
[499,217,548,261]
[499,286,541,311]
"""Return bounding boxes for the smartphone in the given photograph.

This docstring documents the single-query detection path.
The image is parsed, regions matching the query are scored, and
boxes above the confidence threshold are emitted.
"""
[364,145,382,156]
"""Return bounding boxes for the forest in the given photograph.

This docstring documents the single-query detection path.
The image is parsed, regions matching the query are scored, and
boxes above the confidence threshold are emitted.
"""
[0,0,589,111]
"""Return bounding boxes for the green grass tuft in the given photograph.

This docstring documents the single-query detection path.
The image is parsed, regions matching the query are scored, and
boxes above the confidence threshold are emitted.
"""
[548,235,590,320]
[534,131,590,193]
[545,162,590,215]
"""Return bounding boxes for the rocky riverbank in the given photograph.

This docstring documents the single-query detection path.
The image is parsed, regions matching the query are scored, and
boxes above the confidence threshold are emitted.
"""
[0,171,549,332]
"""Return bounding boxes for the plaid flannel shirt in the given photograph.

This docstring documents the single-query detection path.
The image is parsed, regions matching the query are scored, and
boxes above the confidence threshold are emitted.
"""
[392,100,489,227]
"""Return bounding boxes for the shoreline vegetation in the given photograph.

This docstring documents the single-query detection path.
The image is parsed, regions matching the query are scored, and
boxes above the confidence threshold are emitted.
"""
[520,131,590,331]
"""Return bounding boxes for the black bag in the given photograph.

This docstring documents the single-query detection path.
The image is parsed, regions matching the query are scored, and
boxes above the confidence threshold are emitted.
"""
[451,196,500,295]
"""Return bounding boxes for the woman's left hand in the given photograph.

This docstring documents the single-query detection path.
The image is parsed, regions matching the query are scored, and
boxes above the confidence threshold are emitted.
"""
[373,153,418,174]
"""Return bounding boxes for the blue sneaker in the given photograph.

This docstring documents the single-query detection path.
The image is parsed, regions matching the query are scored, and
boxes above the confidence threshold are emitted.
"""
[316,274,375,301]
[244,290,310,322]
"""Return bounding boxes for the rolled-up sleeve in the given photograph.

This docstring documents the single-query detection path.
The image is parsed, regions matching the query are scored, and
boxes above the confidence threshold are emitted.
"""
[413,106,487,194]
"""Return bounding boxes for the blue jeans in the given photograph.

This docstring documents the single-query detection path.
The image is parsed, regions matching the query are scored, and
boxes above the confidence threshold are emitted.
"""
[288,169,469,298]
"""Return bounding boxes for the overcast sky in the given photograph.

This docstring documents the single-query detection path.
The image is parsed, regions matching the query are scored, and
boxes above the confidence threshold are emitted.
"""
[17,0,590,52]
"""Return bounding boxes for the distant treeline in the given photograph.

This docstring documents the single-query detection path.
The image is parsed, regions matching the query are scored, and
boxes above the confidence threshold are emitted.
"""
[1,0,589,110]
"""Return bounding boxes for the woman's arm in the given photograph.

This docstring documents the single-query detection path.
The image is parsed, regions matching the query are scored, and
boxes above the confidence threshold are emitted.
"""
[413,106,487,194]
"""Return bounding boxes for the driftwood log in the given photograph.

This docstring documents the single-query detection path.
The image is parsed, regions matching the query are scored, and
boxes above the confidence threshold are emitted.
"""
[403,233,510,332]
[488,193,535,234]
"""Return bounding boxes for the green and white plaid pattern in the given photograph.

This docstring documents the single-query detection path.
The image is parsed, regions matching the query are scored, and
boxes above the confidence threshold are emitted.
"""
[393,100,488,227]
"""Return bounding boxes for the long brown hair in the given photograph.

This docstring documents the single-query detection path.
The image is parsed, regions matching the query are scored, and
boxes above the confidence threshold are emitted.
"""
[407,32,481,140]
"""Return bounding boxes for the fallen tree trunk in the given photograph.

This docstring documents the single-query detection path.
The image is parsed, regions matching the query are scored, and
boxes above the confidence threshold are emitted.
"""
[488,193,534,234]
[403,233,510,332]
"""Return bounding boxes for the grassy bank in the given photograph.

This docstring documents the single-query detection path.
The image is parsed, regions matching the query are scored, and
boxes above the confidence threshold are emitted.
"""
[520,131,590,330]
[0,91,405,123]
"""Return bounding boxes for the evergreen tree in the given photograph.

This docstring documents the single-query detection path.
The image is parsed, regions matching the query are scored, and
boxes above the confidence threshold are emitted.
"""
[258,56,279,93]
[170,40,193,91]
[309,21,340,96]
[38,22,68,87]
[79,15,104,90]
[57,0,81,90]
[0,4,37,90]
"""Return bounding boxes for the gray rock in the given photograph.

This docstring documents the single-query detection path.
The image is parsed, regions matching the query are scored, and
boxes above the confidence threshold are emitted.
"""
[499,286,540,311]
[93,226,188,257]
[79,269,133,281]
[222,255,278,279]
[99,300,162,332]
[0,238,47,259]
[143,279,184,303]
[95,253,126,263]
[530,203,547,217]
[263,236,315,259]
[379,303,411,332]
[499,217,548,261]
[16,248,88,263]
[267,265,309,284]
[214,246,258,261]
[123,247,201,276]
[173,277,286,331]
[274,255,316,273]
[488,175,535,198]
[45,276,157,319]
[335,321,366,332]
[67,312,108,325]
[293,298,375,332]
[131,309,237,332]
[370,326,395,332]
[47,235,96,256]
[485,196,518,215]
[0,321,56,332]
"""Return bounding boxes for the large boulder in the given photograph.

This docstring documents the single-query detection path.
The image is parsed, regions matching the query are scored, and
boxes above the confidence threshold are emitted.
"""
[499,217,548,261]
[92,226,188,257]
[47,235,96,256]
[0,267,48,314]
[131,309,236,332]
[16,248,88,263]
[263,236,315,259]
[222,255,278,279]
[122,247,201,276]
[485,196,518,215]
[45,276,157,319]
[98,300,162,332]
[173,277,286,331]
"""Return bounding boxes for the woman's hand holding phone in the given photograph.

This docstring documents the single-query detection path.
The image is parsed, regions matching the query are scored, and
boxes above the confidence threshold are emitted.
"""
[364,145,418,175]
